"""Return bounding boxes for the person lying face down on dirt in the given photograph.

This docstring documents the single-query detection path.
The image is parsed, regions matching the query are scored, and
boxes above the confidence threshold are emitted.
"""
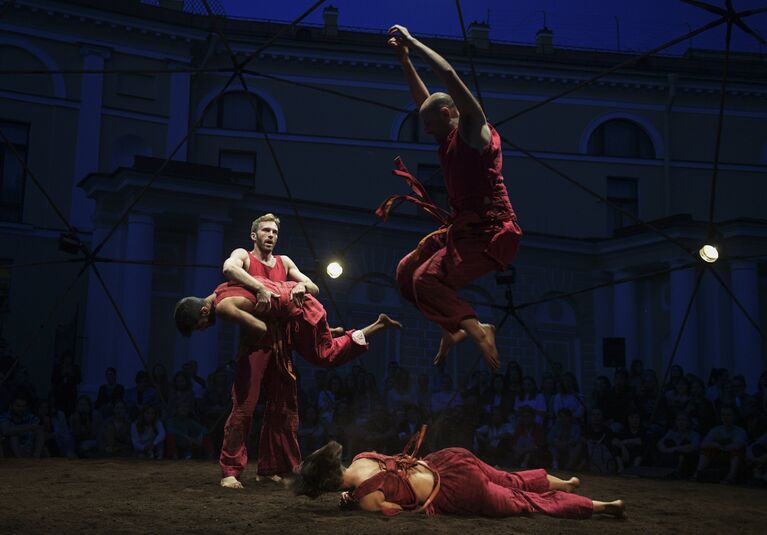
[293,440,626,519]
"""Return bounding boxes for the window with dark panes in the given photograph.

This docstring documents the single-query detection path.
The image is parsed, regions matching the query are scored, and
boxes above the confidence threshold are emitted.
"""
[0,121,29,222]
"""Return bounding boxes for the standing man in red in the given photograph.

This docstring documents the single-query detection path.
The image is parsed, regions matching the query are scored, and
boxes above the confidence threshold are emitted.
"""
[218,213,317,489]
[386,25,522,371]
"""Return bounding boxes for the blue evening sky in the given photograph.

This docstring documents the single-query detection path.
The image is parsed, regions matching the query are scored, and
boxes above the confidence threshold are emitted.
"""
[219,0,767,55]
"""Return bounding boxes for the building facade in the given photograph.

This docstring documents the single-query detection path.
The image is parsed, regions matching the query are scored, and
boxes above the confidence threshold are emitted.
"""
[1,0,766,396]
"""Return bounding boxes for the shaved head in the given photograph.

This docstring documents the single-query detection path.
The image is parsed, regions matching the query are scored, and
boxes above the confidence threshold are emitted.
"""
[419,92,456,115]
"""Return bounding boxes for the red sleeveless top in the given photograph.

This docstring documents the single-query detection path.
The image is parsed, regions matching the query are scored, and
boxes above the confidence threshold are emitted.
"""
[246,252,287,282]
[438,124,514,221]
[351,452,420,515]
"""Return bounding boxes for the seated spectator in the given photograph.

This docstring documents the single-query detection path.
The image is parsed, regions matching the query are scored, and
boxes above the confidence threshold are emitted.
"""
[347,402,396,456]
[165,399,212,459]
[685,376,717,433]
[656,412,701,478]
[68,395,102,458]
[610,369,635,423]
[510,406,545,468]
[201,369,230,416]
[36,399,74,458]
[151,363,171,405]
[353,372,382,415]
[415,373,432,413]
[167,371,197,418]
[131,405,166,459]
[431,374,462,414]
[746,431,767,485]
[540,373,557,427]
[297,405,327,457]
[181,360,206,398]
[95,367,125,417]
[102,400,133,457]
[318,375,344,424]
[547,408,583,470]
[552,372,584,421]
[591,376,614,421]
[473,406,514,465]
[693,405,747,484]
[396,405,424,449]
[124,370,161,416]
[665,376,691,419]
[584,407,617,473]
[629,359,644,392]
[515,376,546,425]
[9,365,38,409]
[50,351,80,417]
[612,410,649,472]
[707,368,728,403]
[663,364,685,394]
[503,361,523,401]
[0,395,44,458]
[387,367,417,413]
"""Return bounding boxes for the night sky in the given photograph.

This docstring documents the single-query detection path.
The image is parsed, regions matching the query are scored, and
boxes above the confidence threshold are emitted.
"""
[218,0,767,55]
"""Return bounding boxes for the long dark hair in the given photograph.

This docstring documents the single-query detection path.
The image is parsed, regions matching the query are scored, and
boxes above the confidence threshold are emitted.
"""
[292,441,345,499]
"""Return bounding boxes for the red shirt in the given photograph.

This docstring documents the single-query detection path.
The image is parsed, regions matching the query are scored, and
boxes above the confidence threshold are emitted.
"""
[246,252,287,282]
[438,124,514,220]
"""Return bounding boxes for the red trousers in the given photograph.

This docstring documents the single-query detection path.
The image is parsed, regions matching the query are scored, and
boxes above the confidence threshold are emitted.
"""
[424,448,593,518]
[219,317,368,478]
[397,214,521,333]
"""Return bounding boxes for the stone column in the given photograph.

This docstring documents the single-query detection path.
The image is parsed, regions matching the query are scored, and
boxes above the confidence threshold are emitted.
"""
[612,270,638,366]
[669,263,701,377]
[117,213,155,384]
[166,64,190,160]
[71,46,110,231]
[730,260,763,390]
[81,217,122,395]
[183,220,225,379]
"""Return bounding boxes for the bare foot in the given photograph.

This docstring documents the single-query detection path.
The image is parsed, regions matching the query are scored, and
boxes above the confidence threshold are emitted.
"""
[434,329,467,366]
[473,323,499,371]
[565,477,581,493]
[376,313,402,330]
[603,500,626,518]
[220,476,244,489]
[255,474,283,483]
[330,326,345,337]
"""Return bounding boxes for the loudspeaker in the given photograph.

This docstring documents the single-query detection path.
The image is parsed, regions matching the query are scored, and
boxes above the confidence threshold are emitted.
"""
[603,337,626,368]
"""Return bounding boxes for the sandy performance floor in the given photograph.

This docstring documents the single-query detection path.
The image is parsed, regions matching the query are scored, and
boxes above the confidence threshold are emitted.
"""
[1,458,766,534]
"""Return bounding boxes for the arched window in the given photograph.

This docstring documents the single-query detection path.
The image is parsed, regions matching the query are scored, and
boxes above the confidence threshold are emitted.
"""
[0,46,55,97]
[587,119,655,159]
[397,112,432,144]
[201,91,277,132]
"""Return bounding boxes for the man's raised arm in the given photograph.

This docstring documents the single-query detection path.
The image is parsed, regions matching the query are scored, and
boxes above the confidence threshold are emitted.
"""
[389,24,490,149]
[388,34,430,108]
[222,248,277,312]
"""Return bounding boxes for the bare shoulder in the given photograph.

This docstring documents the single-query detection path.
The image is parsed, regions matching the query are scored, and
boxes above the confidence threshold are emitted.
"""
[357,490,385,512]
[279,254,296,268]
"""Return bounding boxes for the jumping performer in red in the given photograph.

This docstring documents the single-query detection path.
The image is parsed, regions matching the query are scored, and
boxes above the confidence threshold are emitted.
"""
[382,26,523,371]
[293,437,625,520]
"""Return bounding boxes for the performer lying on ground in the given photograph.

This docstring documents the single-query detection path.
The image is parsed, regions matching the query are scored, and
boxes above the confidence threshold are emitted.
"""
[293,440,625,519]
[382,25,523,371]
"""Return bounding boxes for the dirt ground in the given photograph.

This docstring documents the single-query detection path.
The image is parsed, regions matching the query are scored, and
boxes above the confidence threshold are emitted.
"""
[1,459,765,534]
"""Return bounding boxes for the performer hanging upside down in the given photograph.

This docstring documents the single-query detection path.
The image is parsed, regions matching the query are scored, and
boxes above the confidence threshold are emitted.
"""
[293,439,626,520]
[382,25,523,371]
[174,213,401,489]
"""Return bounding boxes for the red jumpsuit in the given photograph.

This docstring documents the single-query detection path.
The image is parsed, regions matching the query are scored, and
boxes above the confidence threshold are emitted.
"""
[352,448,593,518]
[392,125,523,333]
[218,253,367,478]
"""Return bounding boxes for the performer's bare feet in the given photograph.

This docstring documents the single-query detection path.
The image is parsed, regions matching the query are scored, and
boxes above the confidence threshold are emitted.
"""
[459,320,499,370]
[255,474,283,483]
[220,476,244,489]
[594,499,626,518]
[330,326,345,337]
[360,313,403,338]
[434,329,467,366]
[565,477,580,493]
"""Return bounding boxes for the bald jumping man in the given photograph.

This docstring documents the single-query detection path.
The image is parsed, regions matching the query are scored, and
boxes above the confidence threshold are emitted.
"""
[387,25,523,371]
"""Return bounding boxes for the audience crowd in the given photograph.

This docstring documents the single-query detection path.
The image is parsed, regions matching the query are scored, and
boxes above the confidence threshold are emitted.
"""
[2,348,766,487]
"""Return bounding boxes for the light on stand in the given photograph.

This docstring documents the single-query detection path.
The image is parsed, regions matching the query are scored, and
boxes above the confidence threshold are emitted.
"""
[326,261,343,279]
[699,244,719,263]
